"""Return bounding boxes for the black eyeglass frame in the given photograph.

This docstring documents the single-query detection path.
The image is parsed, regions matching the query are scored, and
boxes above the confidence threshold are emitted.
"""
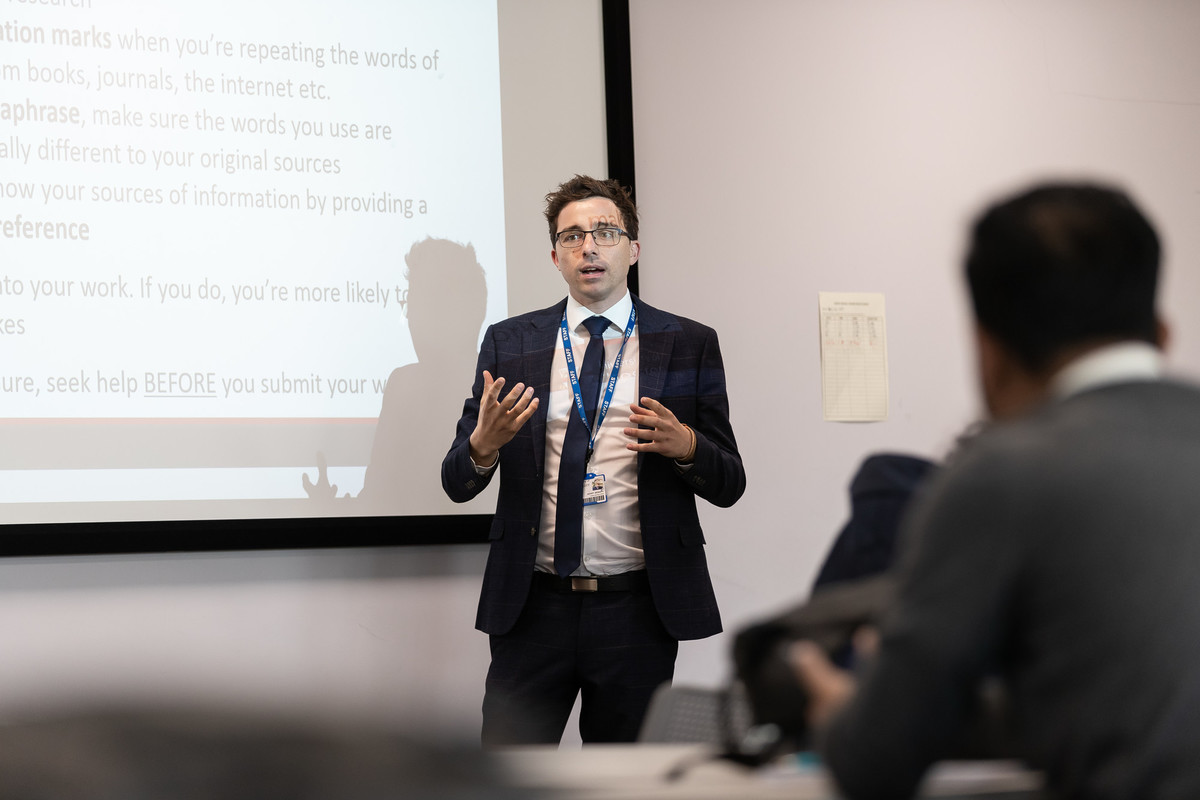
[553,226,631,249]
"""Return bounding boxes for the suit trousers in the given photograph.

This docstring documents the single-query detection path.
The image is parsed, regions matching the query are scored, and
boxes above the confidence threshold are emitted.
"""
[481,575,679,745]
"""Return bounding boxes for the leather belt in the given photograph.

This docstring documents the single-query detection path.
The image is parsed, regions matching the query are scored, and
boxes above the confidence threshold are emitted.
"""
[533,570,649,593]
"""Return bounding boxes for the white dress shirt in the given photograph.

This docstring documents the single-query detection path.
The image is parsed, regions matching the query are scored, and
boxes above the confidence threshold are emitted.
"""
[537,291,644,576]
[1052,341,1164,399]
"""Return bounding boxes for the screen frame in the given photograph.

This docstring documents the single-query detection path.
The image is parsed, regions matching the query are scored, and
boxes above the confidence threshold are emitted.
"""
[0,0,636,558]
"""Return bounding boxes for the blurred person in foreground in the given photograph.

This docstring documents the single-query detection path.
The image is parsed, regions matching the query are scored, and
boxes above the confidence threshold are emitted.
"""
[793,181,1200,799]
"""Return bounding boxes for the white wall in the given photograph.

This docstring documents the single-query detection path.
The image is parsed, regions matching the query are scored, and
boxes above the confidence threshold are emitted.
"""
[5,0,1200,741]
[630,0,1200,689]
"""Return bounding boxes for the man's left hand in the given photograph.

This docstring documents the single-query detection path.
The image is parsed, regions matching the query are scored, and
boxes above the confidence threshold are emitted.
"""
[624,397,694,461]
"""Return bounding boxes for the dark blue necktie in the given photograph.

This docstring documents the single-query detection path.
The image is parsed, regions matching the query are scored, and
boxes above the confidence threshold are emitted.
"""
[554,315,609,577]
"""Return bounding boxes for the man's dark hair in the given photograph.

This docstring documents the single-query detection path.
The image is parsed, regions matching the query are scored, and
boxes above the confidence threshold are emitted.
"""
[544,175,639,244]
[966,182,1161,373]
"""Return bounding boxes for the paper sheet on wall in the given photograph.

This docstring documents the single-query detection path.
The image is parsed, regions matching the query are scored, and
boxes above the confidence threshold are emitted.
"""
[819,292,889,422]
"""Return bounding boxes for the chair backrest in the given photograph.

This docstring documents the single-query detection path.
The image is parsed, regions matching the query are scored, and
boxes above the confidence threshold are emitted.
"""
[637,683,753,745]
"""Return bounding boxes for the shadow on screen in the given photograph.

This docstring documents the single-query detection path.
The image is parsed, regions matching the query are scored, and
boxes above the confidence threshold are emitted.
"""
[302,238,488,512]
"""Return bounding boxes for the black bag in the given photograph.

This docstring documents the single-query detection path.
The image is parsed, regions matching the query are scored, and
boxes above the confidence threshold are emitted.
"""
[731,575,896,754]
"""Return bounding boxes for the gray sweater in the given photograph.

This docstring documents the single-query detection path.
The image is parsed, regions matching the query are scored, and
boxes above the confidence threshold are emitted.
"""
[823,380,1200,800]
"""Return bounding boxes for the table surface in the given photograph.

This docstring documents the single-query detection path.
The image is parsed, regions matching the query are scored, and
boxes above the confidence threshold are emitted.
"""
[494,744,1042,800]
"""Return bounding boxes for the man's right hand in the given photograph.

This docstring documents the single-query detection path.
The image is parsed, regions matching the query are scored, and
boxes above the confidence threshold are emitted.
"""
[468,370,539,467]
[790,640,857,731]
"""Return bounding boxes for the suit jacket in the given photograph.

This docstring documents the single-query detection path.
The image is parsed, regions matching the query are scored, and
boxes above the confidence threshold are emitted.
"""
[811,453,937,592]
[442,295,745,641]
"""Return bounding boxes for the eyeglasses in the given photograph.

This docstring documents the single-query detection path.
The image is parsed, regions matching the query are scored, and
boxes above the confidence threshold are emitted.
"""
[554,226,629,249]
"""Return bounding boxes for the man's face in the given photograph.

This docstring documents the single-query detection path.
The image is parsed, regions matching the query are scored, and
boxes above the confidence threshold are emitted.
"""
[551,197,639,310]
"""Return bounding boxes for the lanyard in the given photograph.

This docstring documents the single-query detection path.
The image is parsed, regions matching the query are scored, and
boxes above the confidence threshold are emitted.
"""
[560,304,637,466]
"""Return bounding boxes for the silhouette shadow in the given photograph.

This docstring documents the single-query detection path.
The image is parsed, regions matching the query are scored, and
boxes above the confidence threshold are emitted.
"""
[356,238,488,511]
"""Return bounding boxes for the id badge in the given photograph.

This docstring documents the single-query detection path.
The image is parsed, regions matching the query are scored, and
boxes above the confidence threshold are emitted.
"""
[583,472,607,506]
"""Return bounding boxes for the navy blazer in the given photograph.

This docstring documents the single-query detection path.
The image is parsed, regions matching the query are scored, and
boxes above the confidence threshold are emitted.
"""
[442,295,745,641]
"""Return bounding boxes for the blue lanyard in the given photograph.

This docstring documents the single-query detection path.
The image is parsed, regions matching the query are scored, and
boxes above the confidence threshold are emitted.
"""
[560,304,637,465]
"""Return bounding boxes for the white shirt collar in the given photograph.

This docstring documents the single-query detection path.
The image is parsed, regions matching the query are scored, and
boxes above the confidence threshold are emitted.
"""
[1051,341,1164,399]
[565,290,633,334]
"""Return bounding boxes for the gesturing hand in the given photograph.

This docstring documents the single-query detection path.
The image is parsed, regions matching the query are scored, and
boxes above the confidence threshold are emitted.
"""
[624,397,696,462]
[469,370,538,467]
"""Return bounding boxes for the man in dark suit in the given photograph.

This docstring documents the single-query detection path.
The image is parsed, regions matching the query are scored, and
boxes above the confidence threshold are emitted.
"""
[442,175,745,745]
[794,182,1200,798]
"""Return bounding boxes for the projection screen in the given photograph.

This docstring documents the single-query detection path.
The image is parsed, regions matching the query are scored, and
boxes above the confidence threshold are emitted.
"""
[0,0,615,551]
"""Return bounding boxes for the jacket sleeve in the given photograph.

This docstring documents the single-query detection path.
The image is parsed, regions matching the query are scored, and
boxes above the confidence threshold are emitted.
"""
[673,325,746,509]
[441,325,497,503]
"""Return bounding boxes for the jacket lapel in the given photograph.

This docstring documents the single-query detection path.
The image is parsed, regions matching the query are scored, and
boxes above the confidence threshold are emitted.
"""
[635,296,677,403]
[634,296,681,473]
[525,300,567,476]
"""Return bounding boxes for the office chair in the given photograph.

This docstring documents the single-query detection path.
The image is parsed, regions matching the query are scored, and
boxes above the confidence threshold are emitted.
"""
[637,682,754,745]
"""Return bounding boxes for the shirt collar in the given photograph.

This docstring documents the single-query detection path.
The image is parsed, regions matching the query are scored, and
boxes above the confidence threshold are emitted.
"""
[1051,341,1164,399]
[565,290,633,335]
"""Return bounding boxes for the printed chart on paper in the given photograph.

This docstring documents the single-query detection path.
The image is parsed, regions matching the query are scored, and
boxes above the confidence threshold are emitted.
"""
[818,292,889,422]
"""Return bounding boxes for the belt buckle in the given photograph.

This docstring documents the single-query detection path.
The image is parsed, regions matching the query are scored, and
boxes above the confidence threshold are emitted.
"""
[570,577,599,592]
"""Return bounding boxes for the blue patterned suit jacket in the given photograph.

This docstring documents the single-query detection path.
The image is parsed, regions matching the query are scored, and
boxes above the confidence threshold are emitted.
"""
[442,295,745,640]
